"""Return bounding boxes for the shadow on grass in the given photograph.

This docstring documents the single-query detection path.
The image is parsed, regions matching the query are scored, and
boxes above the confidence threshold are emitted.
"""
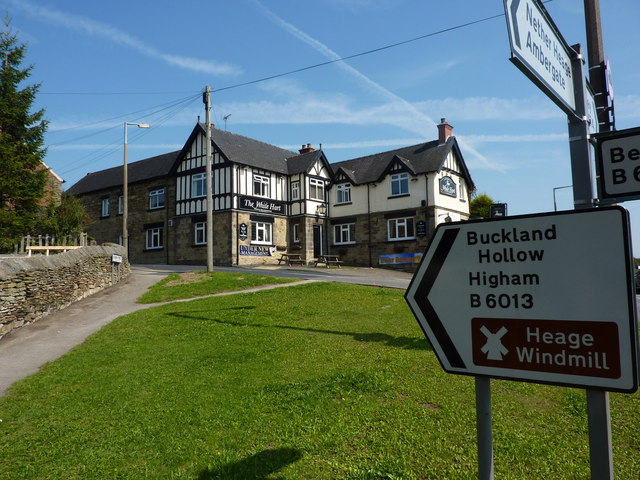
[197,448,302,480]
[168,310,432,351]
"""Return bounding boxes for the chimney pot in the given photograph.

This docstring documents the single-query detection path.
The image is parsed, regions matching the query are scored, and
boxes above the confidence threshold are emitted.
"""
[437,118,453,144]
[299,143,315,154]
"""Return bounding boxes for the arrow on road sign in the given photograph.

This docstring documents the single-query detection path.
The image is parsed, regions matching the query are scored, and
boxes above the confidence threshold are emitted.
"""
[405,207,638,392]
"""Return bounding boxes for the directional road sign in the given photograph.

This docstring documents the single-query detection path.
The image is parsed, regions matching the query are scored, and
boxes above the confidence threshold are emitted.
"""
[504,0,576,115]
[405,207,638,393]
[594,126,640,203]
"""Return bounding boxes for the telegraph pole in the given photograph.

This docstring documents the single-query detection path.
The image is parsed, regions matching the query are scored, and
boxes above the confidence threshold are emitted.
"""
[204,86,214,271]
[583,0,612,132]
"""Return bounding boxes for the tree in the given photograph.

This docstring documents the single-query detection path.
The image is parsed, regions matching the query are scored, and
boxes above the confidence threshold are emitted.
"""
[469,193,495,219]
[0,16,48,250]
[40,192,92,238]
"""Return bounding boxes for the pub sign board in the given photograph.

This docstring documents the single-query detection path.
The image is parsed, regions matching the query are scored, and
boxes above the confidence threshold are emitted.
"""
[405,207,638,393]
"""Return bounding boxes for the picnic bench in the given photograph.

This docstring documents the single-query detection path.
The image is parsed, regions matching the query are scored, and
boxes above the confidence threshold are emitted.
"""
[26,245,83,256]
[277,253,305,266]
[314,254,343,268]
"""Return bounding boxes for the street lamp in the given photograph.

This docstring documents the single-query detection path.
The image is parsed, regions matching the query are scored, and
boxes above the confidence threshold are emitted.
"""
[123,122,150,254]
[552,185,573,211]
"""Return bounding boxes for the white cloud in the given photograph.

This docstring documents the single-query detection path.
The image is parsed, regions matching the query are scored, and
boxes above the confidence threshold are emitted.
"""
[3,0,241,76]
[418,97,563,121]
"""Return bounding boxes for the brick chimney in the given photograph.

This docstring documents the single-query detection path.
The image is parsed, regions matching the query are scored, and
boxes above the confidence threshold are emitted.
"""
[299,143,315,154]
[437,118,453,145]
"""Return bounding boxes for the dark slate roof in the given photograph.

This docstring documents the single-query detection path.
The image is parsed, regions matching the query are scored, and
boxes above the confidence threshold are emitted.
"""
[332,136,474,190]
[67,150,180,195]
[285,149,334,176]
[195,123,297,174]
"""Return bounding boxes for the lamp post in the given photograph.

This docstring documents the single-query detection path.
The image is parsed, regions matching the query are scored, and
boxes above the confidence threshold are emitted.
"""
[123,122,150,254]
[552,185,573,211]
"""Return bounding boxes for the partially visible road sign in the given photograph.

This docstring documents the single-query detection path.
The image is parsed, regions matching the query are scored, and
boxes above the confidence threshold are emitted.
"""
[405,207,638,393]
[594,126,640,203]
[504,0,576,115]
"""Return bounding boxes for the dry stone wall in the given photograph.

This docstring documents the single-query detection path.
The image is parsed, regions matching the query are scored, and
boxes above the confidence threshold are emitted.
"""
[0,245,130,338]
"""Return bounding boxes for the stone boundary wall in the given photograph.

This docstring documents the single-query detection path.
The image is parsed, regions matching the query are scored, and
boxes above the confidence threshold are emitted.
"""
[0,245,130,339]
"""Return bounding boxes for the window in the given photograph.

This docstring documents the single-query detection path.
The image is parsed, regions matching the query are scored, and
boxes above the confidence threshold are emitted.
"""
[191,173,206,198]
[333,223,355,245]
[146,227,163,249]
[251,221,272,245]
[335,184,351,204]
[459,182,466,201]
[253,174,270,197]
[118,195,123,215]
[309,178,324,201]
[101,198,109,217]
[390,173,409,196]
[292,223,300,243]
[291,181,300,200]
[194,222,206,245]
[149,188,165,209]
[387,217,415,241]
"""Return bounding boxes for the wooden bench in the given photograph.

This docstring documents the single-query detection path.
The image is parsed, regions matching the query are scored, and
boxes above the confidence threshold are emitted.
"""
[277,253,305,266]
[26,246,83,256]
[314,254,343,268]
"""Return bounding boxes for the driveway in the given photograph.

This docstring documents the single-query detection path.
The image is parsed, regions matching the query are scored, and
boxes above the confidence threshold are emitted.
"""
[0,264,412,396]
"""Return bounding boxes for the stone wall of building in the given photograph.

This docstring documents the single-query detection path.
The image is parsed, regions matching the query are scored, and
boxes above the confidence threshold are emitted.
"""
[0,245,130,339]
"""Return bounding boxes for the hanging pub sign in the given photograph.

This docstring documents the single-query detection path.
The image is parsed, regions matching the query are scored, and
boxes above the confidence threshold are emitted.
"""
[238,223,248,240]
[239,195,286,215]
[439,176,457,197]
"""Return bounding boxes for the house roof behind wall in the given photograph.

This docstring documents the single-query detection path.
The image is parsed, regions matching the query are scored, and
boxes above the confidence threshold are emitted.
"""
[67,150,180,195]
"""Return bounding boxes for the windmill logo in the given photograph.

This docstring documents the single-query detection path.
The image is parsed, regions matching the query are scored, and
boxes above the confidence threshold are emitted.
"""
[480,326,509,361]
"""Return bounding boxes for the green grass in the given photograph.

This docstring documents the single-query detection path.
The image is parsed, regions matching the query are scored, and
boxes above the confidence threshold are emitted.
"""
[136,270,297,303]
[1,281,639,479]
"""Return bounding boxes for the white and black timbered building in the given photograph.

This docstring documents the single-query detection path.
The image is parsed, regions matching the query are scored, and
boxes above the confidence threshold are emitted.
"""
[68,118,474,270]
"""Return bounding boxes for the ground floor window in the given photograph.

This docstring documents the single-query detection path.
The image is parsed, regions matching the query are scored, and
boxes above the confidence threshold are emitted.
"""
[194,222,206,245]
[251,221,272,245]
[333,223,355,245]
[292,223,300,243]
[387,217,415,241]
[146,227,163,249]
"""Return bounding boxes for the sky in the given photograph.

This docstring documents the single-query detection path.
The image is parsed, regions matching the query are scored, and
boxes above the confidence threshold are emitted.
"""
[2,0,640,253]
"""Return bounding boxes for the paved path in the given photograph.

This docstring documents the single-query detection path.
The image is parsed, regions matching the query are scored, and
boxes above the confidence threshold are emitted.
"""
[0,264,412,396]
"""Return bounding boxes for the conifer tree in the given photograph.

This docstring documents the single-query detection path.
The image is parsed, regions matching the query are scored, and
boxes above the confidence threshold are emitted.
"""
[0,16,48,250]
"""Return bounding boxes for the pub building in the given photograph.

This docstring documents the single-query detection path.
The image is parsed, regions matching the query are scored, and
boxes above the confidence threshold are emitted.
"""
[68,118,474,270]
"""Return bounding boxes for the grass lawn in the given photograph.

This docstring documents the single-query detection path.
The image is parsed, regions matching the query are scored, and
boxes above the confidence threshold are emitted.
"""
[0,279,638,479]
[136,270,297,303]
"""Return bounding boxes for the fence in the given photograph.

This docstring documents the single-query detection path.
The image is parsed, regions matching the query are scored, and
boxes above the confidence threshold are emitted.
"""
[16,233,89,254]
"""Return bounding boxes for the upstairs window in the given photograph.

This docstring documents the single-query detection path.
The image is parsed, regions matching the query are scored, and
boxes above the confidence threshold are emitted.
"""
[390,173,409,196]
[309,178,324,201]
[191,173,206,198]
[335,184,351,204]
[118,195,123,215]
[254,174,270,197]
[101,198,109,217]
[149,188,165,209]
[291,181,300,201]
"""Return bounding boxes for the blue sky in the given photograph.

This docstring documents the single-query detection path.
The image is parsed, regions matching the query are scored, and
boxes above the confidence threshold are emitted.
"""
[3,0,640,252]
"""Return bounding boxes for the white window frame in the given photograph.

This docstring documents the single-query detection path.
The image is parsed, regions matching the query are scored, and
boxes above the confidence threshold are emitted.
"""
[333,223,355,245]
[194,222,206,245]
[309,178,324,201]
[291,181,300,201]
[251,221,272,245]
[387,217,415,241]
[390,173,409,196]
[253,174,270,198]
[191,173,206,198]
[292,223,300,243]
[101,198,109,217]
[145,227,163,249]
[149,188,165,210]
[118,195,123,215]
[335,184,351,204]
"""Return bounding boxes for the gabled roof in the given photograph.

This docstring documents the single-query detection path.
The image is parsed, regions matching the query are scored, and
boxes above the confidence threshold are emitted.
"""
[331,136,475,191]
[285,149,334,177]
[179,123,297,175]
[67,150,180,195]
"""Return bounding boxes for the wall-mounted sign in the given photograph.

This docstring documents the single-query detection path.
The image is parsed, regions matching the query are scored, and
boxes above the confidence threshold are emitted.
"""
[238,223,248,240]
[490,204,508,218]
[416,221,427,237]
[379,253,423,265]
[439,176,457,197]
[240,245,276,256]
[239,195,286,215]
